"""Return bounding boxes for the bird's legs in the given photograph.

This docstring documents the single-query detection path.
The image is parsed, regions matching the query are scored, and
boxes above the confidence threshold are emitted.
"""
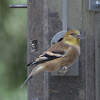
[58,66,69,76]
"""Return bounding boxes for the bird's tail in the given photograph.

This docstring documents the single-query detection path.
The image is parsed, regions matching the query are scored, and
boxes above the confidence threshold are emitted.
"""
[20,75,32,88]
[20,65,45,88]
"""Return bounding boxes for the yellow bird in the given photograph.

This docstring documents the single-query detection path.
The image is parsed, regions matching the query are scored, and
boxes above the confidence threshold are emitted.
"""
[20,29,85,88]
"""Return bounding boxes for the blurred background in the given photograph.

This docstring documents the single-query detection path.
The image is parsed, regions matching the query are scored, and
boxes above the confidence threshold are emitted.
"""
[0,0,27,100]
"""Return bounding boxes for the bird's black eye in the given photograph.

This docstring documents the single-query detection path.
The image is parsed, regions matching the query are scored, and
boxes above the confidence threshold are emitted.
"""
[71,33,74,35]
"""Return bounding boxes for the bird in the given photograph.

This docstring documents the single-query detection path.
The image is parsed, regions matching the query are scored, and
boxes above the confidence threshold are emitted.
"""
[20,29,85,88]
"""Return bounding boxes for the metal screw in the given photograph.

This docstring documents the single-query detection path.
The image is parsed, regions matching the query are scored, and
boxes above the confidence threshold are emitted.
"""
[30,40,38,53]
[31,43,36,53]
[31,43,35,48]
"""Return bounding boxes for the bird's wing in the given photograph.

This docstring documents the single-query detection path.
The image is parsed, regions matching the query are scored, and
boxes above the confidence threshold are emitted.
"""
[47,41,69,56]
[27,41,70,66]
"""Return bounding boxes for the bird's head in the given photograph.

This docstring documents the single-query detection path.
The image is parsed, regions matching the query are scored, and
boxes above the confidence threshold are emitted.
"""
[63,29,85,46]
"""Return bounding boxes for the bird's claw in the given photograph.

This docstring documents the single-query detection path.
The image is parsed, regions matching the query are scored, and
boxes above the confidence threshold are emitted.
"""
[58,66,68,76]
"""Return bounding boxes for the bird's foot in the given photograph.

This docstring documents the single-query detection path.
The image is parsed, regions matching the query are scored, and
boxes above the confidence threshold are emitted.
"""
[58,66,68,76]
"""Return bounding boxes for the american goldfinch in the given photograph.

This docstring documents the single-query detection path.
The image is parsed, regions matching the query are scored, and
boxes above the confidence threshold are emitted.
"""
[21,29,85,88]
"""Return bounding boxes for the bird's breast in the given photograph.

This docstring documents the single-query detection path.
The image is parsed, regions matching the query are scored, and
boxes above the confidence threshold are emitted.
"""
[73,45,80,54]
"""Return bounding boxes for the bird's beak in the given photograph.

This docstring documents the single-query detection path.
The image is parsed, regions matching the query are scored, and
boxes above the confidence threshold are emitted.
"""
[76,34,85,39]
